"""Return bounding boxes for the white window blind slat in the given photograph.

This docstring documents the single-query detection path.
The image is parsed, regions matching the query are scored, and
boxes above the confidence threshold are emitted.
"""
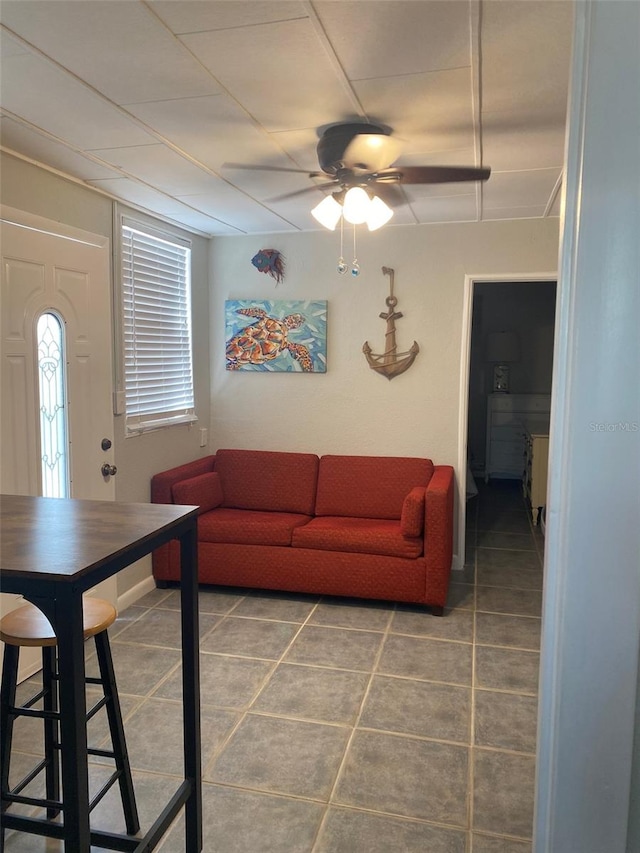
[121,223,195,432]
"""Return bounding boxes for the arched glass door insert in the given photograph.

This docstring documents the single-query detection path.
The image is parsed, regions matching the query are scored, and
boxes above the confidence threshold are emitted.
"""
[37,311,69,497]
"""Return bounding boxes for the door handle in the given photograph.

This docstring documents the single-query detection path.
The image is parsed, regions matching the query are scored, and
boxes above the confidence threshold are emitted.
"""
[101,463,117,477]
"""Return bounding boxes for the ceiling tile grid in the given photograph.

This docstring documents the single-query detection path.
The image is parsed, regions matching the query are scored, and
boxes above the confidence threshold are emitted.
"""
[0,0,572,236]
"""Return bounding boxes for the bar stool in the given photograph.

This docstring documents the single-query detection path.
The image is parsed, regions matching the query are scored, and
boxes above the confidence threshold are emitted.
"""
[0,598,139,840]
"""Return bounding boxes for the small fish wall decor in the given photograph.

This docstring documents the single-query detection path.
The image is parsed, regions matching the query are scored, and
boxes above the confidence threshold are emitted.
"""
[251,248,285,284]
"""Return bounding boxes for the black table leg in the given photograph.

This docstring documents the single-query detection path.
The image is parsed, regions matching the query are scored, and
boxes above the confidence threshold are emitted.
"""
[180,528,202,853]
[36,591,91,853]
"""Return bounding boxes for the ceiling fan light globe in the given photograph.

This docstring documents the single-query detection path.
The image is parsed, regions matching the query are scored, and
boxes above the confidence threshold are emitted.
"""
[366,196,394,231]
[342,187,371,224]
[311,194,342,230]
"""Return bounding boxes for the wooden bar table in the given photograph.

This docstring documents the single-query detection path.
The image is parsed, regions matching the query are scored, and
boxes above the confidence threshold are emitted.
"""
[0,494,202,853]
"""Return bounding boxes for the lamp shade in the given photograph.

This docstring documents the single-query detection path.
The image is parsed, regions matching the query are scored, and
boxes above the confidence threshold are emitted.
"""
[485,330,521,363]
[342,187,371,224]
[366,195,394,231]
[311,194,342,230]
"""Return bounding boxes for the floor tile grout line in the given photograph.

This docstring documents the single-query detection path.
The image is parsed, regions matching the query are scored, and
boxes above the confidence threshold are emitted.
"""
[200,597,327,781]
[468,519,479,840]
[312,604,398,851]
[320,605,400,840]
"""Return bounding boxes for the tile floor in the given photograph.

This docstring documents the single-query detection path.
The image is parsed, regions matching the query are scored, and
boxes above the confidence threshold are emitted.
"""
[4,479,544,852]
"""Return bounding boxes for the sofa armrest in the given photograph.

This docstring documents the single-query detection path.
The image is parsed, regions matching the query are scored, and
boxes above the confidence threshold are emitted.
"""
[150,455,216,584]
[172,471,223,514]
[424,465,455,608]
[401,486,426,537]
[150,455,216,505]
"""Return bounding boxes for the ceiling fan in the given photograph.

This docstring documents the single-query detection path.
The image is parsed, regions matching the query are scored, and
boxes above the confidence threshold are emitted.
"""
[225,121,491,229]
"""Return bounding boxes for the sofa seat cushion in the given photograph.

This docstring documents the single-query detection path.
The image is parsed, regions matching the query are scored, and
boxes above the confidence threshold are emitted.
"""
[291,516,423,559]
[198,508,312,547]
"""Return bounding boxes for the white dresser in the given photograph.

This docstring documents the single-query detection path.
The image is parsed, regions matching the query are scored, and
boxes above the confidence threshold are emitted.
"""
[485,394,551,482]
[523,428,550,523]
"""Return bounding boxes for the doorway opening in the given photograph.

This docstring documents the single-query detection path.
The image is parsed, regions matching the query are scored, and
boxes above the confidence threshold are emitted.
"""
[457,275,557,565]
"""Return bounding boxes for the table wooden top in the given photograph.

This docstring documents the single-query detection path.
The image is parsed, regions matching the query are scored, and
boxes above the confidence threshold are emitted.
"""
[0,494,198,582]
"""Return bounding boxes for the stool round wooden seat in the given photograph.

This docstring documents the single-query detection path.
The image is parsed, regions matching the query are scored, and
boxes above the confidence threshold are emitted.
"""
[0,598,116,647]
[0,598,139,839]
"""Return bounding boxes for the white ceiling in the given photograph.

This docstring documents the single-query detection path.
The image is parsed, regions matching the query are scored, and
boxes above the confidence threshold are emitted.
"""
[0,0,573,237]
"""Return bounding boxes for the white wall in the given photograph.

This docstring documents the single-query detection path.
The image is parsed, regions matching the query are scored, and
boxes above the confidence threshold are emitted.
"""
[210,218,559,564]
[535,2,640,851]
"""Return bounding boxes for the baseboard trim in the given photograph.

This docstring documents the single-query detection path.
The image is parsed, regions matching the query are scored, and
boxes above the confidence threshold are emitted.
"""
[117,574,157,612]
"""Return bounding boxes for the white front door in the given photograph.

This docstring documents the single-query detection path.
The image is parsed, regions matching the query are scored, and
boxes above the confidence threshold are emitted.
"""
[1,206,116,679]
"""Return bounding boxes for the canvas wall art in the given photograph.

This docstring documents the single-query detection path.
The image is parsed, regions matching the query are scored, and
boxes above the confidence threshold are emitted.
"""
[225,300,327,372]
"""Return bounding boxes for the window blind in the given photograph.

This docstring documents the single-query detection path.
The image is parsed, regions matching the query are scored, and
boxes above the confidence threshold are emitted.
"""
[121,223,195,433]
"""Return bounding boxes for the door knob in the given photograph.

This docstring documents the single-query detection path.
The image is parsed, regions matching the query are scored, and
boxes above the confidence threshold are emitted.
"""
[101,463,117,477]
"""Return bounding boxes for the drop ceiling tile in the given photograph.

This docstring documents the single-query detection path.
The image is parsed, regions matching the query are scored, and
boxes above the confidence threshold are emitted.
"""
[403,180,480,201]
[86,177,240,235]
[1,53,156,150]
[0,28,29,58]
[180,18,356,132]
[482,112,566,171]
[125,95,295,173]
[483,205,548,221]
[315,0,471,79]
[354,67,474,154]
[268,128,324,172]
[150,1,307,35]
[221,164,327,206]
[411,193,478,224]
[482,168,560,210]
[400,148,477,167]
[88,144,222,195]
[381,205,416,227]
[177,188,298,234]
[0,116,122,181]
[0,0,220,105]
[481,0,572,117]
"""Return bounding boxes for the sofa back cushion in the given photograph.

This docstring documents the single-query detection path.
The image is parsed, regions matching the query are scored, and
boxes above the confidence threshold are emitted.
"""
[315,455,434,520]
[214,449,319,514]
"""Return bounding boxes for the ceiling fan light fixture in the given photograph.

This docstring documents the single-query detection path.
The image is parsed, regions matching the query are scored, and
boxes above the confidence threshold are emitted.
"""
[342,186,371,225]
[311,194,342,230]
[366,195,394,231]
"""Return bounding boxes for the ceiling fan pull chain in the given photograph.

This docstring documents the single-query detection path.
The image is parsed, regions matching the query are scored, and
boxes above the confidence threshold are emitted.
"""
[337,213,347,274]
[351,222,360,277]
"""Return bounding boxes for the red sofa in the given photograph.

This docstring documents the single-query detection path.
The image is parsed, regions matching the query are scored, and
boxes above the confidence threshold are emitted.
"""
[150,449,454,615]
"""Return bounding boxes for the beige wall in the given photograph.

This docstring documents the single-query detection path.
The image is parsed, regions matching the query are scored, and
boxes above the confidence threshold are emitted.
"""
[210,217,560,564]
[0,152,211,595]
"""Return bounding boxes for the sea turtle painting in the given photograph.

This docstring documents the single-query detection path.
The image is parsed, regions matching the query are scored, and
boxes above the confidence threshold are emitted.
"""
[225,301,327,372]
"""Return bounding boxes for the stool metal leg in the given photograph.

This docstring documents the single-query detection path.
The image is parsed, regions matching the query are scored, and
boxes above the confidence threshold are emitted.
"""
[42,646,60,819]
[1,645,19,852]
[93,631,140,835]
[1,645,19,810]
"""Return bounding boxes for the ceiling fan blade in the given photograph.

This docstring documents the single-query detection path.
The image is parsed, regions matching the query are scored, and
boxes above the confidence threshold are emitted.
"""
[342,133,403,172]
[377,165,491,184]
[223,162,325,177]
[267,181,340,203]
